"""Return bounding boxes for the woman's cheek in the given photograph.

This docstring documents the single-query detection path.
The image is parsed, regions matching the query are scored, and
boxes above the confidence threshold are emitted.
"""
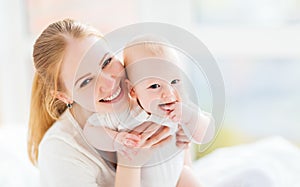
[74,87,97,111]
[114,60,126,77]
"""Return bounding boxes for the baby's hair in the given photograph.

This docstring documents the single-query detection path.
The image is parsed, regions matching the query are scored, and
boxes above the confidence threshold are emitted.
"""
[123,34,179,65]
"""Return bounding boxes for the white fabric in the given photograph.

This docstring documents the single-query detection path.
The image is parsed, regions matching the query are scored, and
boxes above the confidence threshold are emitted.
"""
[38,109,116,187]
[88,105,178,133]
[193,136,300,187]
[88,105,184,187]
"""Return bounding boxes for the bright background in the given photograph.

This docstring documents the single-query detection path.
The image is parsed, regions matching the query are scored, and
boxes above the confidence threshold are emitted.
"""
[0,0,300,186]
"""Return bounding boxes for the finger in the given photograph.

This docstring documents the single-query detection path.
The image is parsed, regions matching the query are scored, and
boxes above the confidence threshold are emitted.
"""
[125,133,141,142]
[176,141,190,149]
[176,128,186,136]
[175,142,185,149]
[124,139,139,147]
[176,130,185,136]
[130,121,154,134]
[139,123,162,143]
[169,110,176,119]
[151,135,172,149]
[142,126,171,148]
[176,134,191,142]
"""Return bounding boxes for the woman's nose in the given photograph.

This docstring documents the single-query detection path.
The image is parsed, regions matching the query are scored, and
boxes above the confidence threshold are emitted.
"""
[98,59,124,93]
[104,59,124,79]
[97,72,116,93]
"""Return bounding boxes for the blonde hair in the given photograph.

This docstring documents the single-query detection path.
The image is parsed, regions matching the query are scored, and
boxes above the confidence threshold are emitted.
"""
[123,34,179,66]
[28,19,102,165]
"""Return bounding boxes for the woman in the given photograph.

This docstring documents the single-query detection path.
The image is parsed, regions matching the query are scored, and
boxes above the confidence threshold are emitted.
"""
[27,19,190,187]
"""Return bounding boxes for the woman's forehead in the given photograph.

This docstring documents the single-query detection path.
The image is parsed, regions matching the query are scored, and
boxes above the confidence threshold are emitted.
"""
[75,39,110,74]
[61,37,110,88]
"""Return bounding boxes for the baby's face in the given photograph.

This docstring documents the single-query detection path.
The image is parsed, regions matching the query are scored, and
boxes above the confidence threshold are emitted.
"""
[133,76,182,116]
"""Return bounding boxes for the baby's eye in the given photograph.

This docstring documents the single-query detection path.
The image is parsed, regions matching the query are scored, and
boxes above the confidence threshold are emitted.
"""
[148,84,160,89]
[80,78,93,88]
[102,57,112,69]
[171,79,180,84]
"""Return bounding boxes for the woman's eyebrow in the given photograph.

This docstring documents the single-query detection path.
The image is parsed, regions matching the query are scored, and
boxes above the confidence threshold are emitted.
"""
[99,52,109,66]
[75,73,91,86]
[74,52,109,86]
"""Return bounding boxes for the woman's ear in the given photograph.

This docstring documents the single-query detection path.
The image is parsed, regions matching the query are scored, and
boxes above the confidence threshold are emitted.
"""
[51,90,73,104]
[125,79,137,99]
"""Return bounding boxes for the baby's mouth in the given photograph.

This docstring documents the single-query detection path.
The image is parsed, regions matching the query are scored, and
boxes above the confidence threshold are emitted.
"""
[99,87,122,103]
[159,101,176,111]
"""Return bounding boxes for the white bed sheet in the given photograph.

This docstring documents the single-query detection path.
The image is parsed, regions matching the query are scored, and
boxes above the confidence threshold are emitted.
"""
[1,126,299,187]
[193,136,300,187]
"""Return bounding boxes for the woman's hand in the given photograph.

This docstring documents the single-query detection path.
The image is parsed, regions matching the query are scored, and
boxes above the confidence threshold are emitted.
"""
[131,121,172,148]
[117,121,172,167]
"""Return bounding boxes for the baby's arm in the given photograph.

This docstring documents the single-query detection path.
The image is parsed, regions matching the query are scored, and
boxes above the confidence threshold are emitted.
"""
[176,149,202,187]
[169,102,215,144]
[176,165,202,187]
[83,122,140,155]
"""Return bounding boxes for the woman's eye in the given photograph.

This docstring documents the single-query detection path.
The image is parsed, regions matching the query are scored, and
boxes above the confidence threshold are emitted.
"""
[148,84,160,89]
[171,79,180,84]
[102,57,112,69]
[80,78,93,88]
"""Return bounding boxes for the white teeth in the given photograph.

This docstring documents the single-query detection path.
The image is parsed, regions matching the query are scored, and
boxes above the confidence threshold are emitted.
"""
[101,87,121,102]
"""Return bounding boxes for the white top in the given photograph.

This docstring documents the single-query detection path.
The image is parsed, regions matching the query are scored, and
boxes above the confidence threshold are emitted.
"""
[38,109,116,187]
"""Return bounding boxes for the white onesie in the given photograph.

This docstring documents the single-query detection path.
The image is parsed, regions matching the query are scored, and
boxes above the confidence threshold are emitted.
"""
[88,105,184,187]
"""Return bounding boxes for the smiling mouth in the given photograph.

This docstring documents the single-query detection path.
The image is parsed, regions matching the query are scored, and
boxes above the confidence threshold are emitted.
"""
[159,101,176,111]
[99,87,122,103]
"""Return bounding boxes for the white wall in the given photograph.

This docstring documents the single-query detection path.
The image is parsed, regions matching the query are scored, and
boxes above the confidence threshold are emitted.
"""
[0,0,32,126]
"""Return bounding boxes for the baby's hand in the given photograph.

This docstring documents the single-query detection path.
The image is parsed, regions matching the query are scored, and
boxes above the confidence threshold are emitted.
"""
[168,102,192,124]
[113,132,141,160]
[168,102,184,122]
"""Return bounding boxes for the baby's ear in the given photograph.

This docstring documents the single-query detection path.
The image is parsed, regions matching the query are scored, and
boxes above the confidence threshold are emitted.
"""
[125,79,137,99]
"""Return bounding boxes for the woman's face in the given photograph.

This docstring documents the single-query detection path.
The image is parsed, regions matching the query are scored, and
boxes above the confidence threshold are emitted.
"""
[60,36,129,114]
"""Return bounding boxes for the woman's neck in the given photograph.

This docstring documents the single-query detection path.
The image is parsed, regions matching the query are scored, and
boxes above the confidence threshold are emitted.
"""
[70,104,93,129]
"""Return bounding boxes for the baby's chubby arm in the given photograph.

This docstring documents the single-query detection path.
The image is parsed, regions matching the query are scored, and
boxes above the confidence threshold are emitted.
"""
[83,121,141,158]
[168,102,215,144]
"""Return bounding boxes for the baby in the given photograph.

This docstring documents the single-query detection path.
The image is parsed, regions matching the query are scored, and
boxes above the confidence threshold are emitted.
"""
[83,35,214,187]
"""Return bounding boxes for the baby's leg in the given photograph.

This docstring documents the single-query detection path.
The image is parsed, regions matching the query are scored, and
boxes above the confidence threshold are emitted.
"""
[176,165,202,187]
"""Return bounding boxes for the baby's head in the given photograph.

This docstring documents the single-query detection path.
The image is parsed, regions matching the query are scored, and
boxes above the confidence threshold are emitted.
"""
[123,35,184,116]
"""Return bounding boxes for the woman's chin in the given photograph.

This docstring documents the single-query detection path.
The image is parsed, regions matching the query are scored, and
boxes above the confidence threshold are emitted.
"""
[112,96,130,112]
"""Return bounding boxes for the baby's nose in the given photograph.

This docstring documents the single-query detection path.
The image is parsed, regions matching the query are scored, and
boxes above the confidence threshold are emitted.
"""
[162,85,176,99]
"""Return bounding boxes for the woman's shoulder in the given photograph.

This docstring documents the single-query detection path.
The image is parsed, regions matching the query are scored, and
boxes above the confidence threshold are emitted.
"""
[41,112,77,143]
[39,110,114,171]
[39,109,93,163]
[38,131,115,187]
